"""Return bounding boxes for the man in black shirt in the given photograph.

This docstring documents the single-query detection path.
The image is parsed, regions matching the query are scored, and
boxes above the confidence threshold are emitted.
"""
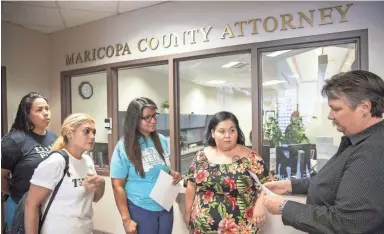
[263,70,384,233]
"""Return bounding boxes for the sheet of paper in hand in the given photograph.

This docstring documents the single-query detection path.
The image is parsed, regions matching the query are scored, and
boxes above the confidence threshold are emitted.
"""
[248,170,277,197]
[149,170,182,211]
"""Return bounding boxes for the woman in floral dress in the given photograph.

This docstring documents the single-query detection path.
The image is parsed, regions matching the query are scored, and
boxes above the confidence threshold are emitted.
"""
[184,111,267,234]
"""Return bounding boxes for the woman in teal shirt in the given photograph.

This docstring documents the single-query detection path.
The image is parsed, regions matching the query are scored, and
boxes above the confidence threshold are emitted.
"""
[110,97,182,234]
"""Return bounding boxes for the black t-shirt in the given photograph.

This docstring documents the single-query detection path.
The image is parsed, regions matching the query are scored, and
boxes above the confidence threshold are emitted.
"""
[1,130,57,202]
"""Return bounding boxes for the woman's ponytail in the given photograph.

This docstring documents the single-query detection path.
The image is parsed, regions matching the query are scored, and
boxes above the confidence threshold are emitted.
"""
[51,135,66,151]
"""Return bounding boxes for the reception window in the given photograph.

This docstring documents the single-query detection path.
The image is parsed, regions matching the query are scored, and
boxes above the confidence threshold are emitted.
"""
[61,30,367,176]
[178,53,252,174]
[260,42,357,180]
[71,71,110,174]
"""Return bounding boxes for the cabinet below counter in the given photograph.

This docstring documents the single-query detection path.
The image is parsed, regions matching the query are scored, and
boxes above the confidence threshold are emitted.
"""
[180,145,204,157]
[180,145,204,174]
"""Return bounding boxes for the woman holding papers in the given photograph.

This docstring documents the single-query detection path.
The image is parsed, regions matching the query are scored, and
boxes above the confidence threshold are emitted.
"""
[263,70,384,234]
[184,111,268,234]
[110,97,182,234]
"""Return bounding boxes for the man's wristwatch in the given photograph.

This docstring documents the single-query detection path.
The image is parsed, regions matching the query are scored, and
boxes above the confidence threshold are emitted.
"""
[279,200,288,212]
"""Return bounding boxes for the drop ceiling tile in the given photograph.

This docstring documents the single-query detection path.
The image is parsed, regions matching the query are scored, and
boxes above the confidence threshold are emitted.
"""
[2,0,169,34]
[57,1,118,13]
[17,1,58,8]
[118,1,163,13]
[22,24,66,34]
[2,2,63,27]
[60,8,115,28]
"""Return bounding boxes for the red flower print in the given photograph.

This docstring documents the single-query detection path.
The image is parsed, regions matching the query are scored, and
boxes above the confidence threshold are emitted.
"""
[207,217,215,225]
[244,207,254,222]
[191,198,200,220]
[224,177,237,192]
[215,171,221,177]
[218,214,239,234]
[238,223,253,234]
[197,152,205,161]
[248,161,264,175]
[202,191,214,204]
[248,163,256,173]
[248,152,256,160]
[255,162,264,174]
[226,195,237,210]
[247,187,253,194]
[195,169,209,183]
[193,228,201,234]
[249,152,262,161]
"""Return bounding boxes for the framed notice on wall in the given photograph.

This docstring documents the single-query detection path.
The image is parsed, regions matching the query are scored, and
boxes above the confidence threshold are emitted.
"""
[265,110,275,122]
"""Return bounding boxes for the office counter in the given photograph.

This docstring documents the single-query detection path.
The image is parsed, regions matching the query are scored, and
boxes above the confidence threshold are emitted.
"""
[175,185,307,234]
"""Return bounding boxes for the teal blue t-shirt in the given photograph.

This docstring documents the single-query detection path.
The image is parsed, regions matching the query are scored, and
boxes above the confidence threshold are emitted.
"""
[110,134,171,211]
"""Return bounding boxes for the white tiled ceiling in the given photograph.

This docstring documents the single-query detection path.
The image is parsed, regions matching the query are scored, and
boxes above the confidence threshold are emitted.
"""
[1,1,166,34]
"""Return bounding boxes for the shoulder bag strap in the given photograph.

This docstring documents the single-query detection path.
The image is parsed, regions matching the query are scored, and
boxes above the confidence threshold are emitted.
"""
[38,150,69,232]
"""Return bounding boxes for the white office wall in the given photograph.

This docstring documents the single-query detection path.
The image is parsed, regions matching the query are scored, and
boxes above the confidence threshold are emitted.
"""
[1,22,50,131]
[118,67,168,111]
[48,1,384,132]
[70,72,109,143]
[2,1,384,234]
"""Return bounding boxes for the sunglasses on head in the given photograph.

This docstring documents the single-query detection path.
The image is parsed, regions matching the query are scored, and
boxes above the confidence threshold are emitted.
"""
[140,113,159,123]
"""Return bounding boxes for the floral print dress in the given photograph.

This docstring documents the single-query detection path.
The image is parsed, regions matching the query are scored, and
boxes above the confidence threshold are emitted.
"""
[184,150,266,234]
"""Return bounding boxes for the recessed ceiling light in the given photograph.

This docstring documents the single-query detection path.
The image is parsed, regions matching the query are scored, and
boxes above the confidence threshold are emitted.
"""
[206,80,228,85]
[221,61,240,68]
[262,80,286,86]
[266,50,292,57]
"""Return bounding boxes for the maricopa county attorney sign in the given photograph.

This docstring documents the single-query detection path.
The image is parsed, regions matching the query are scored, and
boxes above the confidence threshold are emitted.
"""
[66,3,353,66]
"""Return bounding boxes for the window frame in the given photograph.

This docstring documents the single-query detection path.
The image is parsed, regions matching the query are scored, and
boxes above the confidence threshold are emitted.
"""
[60,29,368,175]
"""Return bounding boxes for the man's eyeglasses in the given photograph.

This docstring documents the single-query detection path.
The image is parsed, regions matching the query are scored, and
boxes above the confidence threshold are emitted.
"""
[141,113,159,123]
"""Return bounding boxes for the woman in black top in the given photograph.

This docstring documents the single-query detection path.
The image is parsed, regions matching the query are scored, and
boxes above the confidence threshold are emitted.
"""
[1,92,57,230]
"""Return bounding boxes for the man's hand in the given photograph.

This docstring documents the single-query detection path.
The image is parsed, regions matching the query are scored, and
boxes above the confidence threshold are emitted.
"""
[263,180,292,195]
[264,195,285,215]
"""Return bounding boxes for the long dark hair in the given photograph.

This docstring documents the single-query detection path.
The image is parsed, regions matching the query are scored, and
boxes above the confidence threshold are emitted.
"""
[204,111,245,146]
[124,97,165,178]
[10,92,48,133]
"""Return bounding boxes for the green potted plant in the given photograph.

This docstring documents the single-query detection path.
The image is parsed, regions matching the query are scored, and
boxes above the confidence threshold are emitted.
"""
[263,117,283,148]
[161,100,169,113]
[282,116,310,144]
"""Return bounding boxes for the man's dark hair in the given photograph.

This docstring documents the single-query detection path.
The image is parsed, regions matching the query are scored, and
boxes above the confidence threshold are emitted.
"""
[321,70,384,118]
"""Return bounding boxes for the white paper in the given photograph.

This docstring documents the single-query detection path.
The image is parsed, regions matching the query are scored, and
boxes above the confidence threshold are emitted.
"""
[149,170,182,211]
[248,170,277,197]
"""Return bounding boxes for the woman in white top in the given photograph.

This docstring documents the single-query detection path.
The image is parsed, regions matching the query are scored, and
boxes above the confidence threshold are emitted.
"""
[24,113,105,234]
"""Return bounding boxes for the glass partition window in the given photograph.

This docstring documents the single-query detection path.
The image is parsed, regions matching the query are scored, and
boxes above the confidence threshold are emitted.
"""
[261,43,357,180]
[117,65,170,145]
[179,53,252,174]
[71,72,109,170]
